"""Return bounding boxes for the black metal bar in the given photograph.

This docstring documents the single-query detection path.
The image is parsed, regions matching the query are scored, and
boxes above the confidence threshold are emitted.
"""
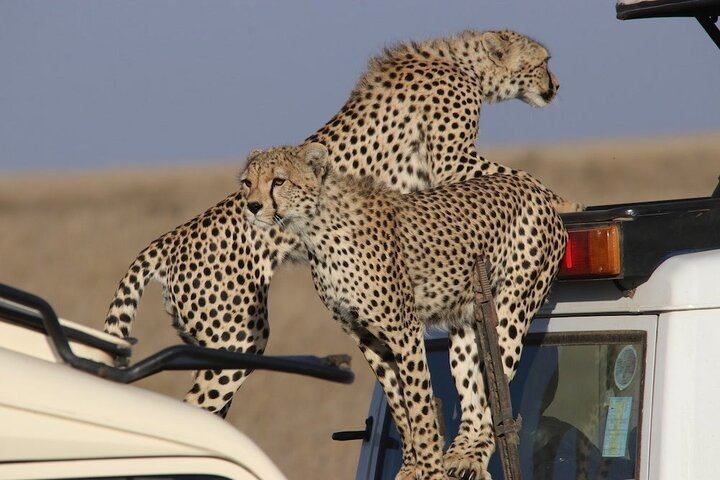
[697,15,720,49]
[473,260,522,480]
[0,283,354,385]
[332,416,373,442]
[112,347,353,384]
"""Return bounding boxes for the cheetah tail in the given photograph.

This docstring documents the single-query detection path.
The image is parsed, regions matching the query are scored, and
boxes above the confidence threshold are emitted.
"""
[533,177,585,213]
[103,241,166,341]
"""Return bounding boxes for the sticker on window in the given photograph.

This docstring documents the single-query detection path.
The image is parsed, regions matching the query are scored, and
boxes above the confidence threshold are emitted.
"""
[602,396,633,457]
[614,345,638,390]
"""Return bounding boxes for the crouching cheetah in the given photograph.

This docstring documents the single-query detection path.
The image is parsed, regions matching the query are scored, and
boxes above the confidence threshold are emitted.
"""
[240,143,567,480]
[105,29,579,417]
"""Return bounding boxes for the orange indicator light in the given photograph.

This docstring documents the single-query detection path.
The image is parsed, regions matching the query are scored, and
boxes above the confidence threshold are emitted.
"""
[559,224,621,279]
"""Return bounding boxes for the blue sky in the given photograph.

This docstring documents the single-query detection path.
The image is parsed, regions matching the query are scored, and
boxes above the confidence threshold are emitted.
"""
[1,1,718,172]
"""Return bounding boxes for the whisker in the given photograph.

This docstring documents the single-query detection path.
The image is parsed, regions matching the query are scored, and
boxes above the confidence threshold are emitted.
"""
[273,214,286,228]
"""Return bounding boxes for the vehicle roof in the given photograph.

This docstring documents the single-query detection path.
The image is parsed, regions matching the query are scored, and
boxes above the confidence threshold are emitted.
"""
[0,346,285,479]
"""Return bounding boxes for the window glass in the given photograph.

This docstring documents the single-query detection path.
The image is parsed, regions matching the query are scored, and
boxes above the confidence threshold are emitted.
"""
[376,332,645,480]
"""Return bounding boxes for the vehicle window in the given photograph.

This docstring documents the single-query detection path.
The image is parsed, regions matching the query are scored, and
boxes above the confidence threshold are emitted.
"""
[376,332,646,480]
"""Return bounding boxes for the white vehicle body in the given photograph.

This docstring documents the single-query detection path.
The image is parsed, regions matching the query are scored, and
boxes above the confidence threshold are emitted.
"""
[538,250,720,480]
[0,276,354,480]
[0,301,287,480]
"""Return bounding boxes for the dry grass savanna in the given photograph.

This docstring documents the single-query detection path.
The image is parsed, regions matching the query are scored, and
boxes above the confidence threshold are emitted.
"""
[1,133,718,479]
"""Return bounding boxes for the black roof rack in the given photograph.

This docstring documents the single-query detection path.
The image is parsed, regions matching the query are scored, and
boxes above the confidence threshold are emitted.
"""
[0,283,354,385]
[617,0,720,19]
[616,0,720,49]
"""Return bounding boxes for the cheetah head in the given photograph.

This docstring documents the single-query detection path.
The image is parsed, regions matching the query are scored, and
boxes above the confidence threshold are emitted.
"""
[239,142,328,232]
[480,30,559,107]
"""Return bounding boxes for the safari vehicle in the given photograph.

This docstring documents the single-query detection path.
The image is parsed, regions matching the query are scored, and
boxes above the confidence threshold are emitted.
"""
[349,2,720,479]
[0,283,353,480]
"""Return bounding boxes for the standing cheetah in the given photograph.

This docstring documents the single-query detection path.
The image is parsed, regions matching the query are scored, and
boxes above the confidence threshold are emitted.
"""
[240,142,567,480]
[104,30,577,417]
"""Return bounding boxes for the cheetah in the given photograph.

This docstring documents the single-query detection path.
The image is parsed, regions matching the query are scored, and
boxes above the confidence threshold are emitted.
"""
[104,29,578,417]
[240,142,567,480]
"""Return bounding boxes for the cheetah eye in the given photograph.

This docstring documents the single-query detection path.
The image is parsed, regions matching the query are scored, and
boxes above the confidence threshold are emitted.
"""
[272,178,286,187]
[241,179,252,188]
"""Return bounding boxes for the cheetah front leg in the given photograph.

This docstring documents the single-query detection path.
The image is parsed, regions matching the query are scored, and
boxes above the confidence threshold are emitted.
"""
[374,319,444,480]
[345,278,444,479]
[342,325,418,479]
[444,324,495,480]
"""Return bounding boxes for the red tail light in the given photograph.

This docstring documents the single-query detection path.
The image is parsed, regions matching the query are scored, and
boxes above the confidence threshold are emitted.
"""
[559,224,621,279]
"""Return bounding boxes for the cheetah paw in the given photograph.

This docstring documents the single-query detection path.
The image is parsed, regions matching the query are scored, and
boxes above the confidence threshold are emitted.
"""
[445,457,491,480]
[444,447,492,480]
[394,464,419,480]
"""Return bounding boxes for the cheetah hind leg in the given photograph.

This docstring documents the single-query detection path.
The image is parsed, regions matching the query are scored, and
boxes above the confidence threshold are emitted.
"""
[444,325,494,479]
[184,367,250,417]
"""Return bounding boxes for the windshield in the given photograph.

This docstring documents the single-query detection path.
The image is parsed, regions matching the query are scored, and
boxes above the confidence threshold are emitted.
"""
[376,332,646,480]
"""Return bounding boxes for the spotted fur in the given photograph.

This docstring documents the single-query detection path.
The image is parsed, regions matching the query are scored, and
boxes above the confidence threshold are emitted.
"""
[104,30,579,421]
[241,143,567,480]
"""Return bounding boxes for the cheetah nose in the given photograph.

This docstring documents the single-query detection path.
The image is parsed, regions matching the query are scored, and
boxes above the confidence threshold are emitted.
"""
[247,202,263,215]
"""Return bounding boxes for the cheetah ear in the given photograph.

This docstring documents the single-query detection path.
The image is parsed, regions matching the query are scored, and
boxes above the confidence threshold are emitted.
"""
[482,32,509,67]
[303,142,329,178]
